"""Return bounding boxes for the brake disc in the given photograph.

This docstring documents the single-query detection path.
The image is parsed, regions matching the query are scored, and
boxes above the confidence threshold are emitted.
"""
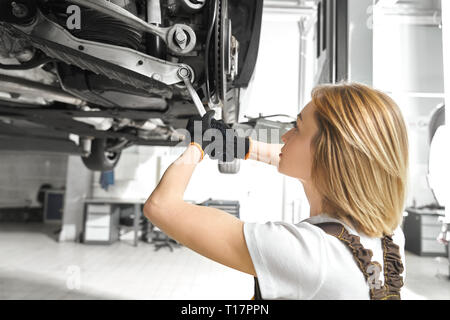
[214,0,229,103]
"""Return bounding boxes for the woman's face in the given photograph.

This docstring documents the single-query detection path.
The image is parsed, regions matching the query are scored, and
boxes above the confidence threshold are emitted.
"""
[278,101,319,182]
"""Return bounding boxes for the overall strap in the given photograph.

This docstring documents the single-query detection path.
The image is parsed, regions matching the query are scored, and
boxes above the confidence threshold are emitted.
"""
[251,276,263,300]
[315,222,404,300]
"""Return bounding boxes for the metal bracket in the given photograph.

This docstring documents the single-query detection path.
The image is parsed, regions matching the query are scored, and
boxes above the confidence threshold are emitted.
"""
[8,10,192,88]
[68,0,197,55]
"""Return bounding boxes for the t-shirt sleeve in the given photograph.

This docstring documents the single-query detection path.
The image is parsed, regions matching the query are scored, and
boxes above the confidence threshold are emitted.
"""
[243,221,327,300]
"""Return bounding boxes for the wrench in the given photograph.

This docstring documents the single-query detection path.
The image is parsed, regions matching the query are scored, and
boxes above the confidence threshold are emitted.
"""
[177,67,207,117]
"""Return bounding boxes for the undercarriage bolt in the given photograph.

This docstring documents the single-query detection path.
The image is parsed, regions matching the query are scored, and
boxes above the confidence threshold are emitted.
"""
[11,1,29,18]
[174,27,188,50]
[178,67,190,79]
[176,32,186,43]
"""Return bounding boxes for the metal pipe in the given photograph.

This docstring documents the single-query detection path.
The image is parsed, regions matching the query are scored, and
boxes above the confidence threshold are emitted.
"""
[147,0,164,58]
[147,0,162,24]
[0,75,85,106]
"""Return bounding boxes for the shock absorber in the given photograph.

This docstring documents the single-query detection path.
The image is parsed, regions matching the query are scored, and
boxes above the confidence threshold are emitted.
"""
[146,0,165,58]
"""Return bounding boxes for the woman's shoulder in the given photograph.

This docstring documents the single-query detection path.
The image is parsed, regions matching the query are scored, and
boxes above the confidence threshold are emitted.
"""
[243,219,331,299]
[247,215,356,249]
[244,219,329,247]
[301,213,405,242]
[298,213,355,236]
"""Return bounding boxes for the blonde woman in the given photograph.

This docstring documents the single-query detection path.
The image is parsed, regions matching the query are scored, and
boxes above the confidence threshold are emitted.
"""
[144,82,409,300]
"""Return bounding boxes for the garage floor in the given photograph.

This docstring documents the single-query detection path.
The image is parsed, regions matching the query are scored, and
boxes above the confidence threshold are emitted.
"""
[0,223,449,300]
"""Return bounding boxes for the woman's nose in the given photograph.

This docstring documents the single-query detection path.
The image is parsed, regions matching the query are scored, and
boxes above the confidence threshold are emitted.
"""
[281,128,293,143]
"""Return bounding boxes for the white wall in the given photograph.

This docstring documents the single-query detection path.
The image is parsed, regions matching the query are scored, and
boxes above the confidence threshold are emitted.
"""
[373,3,444,207]
[239,17,302,121]
[441,0,450,221]
[0,151,67,208]
[91,146,161,201]
[348,0,373,85]
[239,5,318,122]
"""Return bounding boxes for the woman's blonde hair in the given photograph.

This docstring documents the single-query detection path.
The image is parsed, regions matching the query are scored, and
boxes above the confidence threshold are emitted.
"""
[310,82,409,237]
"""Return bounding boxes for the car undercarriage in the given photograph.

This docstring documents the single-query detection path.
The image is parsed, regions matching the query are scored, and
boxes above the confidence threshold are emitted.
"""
[0,0,263,171]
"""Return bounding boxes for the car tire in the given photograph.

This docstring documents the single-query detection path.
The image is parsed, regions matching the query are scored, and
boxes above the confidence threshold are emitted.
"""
[218,159,240,174]
[37,183,53,206]
[81,138,121,171]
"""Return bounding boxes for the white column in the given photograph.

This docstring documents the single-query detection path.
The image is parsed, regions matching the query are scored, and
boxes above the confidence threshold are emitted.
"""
[59,156,93,242]
[441,0,450,222]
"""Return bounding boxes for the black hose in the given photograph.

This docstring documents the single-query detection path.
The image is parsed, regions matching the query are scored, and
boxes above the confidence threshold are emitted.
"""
[0,56,57,70]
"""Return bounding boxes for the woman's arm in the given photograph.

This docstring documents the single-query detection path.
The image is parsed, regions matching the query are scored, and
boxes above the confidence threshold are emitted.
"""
[248,139,283,168]
[144,145,256,276]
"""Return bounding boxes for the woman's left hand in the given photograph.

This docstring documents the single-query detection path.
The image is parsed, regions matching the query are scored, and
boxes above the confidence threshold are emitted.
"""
[186,110,251,162]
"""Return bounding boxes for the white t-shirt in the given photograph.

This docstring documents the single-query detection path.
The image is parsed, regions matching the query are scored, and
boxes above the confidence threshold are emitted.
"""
[243,213,406,300]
